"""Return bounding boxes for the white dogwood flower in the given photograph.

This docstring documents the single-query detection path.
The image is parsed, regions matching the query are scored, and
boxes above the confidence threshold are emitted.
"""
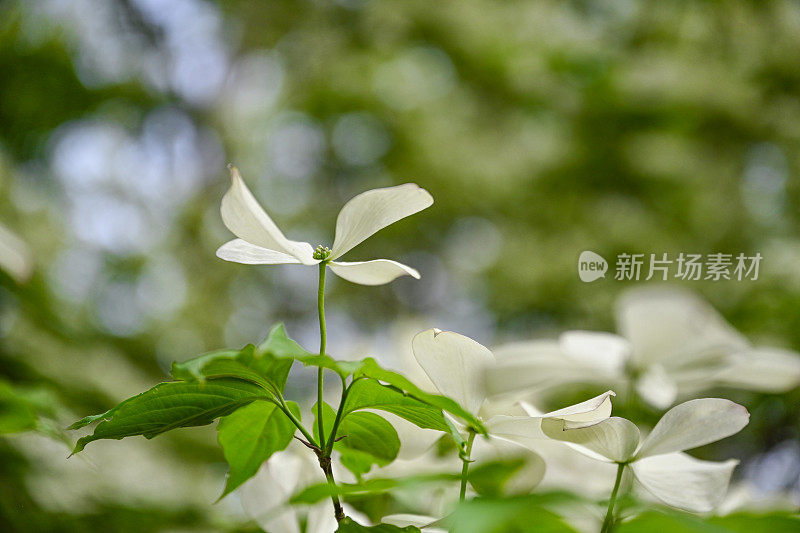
[542,398,750,512]
[216,165,433,285]
[378,330,616,532]
[486,287,800,408]
[411,328,616,450]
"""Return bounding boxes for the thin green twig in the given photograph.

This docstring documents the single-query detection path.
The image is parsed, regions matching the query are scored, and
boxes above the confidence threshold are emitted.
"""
[317,263,327,450]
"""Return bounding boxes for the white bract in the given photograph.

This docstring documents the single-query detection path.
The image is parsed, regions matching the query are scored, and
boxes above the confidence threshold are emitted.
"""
[379,329,616,530]
[216,165,433,285]
[411,328,616,455]
[486,287,800,408]
[240,442,367,533]
[542,398,750,512]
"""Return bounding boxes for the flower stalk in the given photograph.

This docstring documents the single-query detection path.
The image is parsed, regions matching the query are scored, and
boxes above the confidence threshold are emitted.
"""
[317,261,328,451]
[314,260,345,522]
[601,463,626,533]
[459,430,477,501]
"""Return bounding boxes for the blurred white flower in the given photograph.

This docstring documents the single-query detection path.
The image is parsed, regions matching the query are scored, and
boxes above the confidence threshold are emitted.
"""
[240,441,367,533]
[543,398,750,512]
[718,481,800,515]
[216,165,433,285]
[618,288,800,407]
[487,287,800,408]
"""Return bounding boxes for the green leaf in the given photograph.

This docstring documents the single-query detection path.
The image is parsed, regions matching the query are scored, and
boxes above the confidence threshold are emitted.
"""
[258,323,312,358]
[258,323,364,379]
[0,379,73,446]
[290,353,366,379]
[217,400,299,498]
[257,325,485,434]
[355,358,487,435]
[291,472,464,504]
[342,378,450,432]
[617,510,800,533]
[314,402,400,477]
[171,342,293,395]
[709,512,800,533]
[467,458,526,497]
[450,494,580,533]
[69,379,269,454]
[0,380,50,434]
[336,518,421,532]
[616,511,727,533]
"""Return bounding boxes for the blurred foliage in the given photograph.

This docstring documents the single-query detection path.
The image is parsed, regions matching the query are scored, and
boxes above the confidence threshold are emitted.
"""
[1,0,800,530]
[335,519,420,533]
[449,493,580,532]
[617,510,800,533]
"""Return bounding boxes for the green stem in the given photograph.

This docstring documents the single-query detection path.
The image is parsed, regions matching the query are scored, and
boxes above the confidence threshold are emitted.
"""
[274,398,316,447]
[325,376,355,457]
[459,431,477,501]
[315,262,344,522]
[320,456,345,522]
[317,263,327,451]
[601,463,626,533]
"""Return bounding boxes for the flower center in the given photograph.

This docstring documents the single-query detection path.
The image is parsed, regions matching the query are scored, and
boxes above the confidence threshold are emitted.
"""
[313,245,332,261]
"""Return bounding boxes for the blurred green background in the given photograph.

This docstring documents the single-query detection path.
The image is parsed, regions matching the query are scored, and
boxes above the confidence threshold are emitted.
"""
[1,0,799,530]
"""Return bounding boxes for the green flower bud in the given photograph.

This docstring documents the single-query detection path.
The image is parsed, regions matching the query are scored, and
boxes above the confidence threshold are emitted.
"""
[313,245,332,261]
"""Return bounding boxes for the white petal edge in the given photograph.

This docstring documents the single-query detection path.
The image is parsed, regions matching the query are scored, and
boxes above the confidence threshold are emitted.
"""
[330,183,433,259]
[328,259,419,285]
[220,166,316,264]
[487,391,616,449]
[636,398,749,459]
[541,416,641,463]
[540,390,616,426]
[632,452,738,512]
[216,239,305,265]
[412,328,495,415]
